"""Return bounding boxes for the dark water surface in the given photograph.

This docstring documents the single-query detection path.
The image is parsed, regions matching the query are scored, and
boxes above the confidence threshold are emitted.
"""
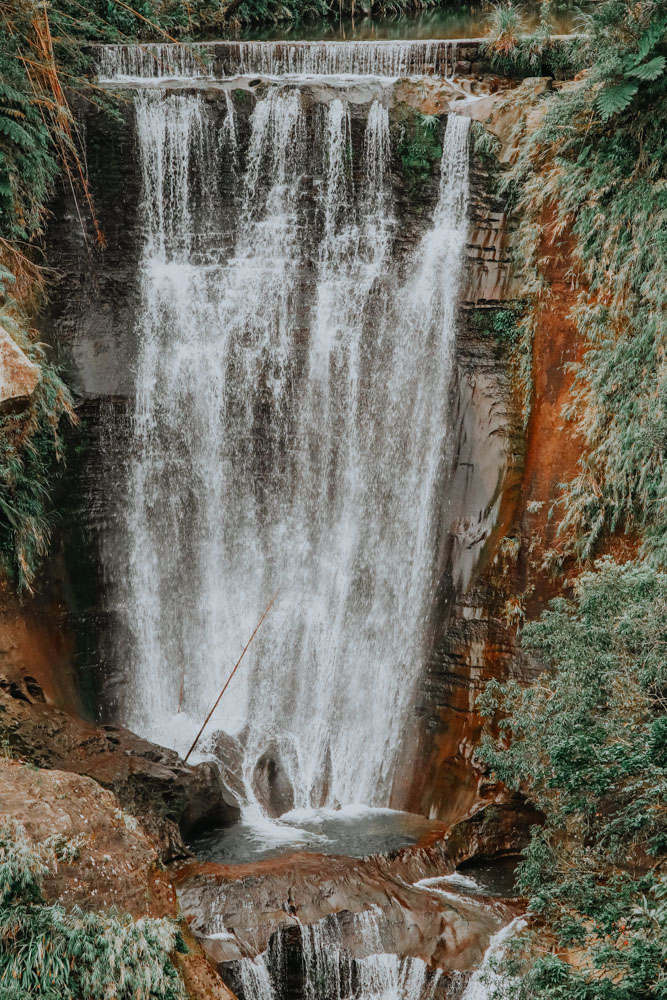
[237,2,585,41]
[190,806,448,863]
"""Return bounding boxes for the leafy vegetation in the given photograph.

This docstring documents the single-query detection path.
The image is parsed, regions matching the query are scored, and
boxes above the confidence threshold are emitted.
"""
[496,0,667,564]
[476,3,667,995]
[395,110,442,195]
[482,0,579,77]
[478,559,667,999]
[471,307,522,346]
[0,327,74,592]
[0,821,187,999]
[484,0,526,58]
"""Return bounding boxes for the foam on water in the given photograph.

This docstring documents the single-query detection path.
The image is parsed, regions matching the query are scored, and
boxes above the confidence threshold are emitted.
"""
[190,801,447,863]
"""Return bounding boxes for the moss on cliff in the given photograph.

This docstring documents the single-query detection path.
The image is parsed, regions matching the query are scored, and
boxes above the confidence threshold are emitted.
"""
[393,108,443,198]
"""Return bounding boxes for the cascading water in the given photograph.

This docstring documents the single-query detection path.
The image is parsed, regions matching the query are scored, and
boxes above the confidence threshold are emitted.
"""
[72,36,521,1000]
[460,917,527,1000]
[97,40,459,81]
[234,907,446,1000]
[119,75,470,812]
[98,42,210,81]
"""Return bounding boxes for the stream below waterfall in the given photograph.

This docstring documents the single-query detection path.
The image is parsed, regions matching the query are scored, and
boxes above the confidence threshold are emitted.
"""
[85,33,527,1000]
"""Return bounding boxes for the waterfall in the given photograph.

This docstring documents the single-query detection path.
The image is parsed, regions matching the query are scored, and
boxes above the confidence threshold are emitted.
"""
[234,908,445,1000]
[97,40,459,81]
[98,42,210,81]
[461,917,527,1000]
[110,64,469,811]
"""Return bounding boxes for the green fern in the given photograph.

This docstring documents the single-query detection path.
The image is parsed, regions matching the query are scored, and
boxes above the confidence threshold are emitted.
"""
[597,81,639,118]
[627,54,666,80]
[0,115,33,148]
[637,15,667,59]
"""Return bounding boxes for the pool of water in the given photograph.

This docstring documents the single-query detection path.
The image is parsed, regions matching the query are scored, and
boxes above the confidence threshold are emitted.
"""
[189,805,449,863]
[237,2,586,41]
[419,856,521,899]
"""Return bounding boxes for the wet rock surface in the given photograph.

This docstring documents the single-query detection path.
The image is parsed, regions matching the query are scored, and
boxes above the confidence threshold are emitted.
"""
[442,798,542,869]
[252,746,296,818]
[174,844,520,969]
[0,671,239,860]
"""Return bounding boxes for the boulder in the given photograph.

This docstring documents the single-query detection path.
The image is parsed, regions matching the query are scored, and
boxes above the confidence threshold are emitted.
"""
[207,729,247,803]
[251,741,296,818]
[0,669,240,860]
[0,325,39,414]
[0,759,235,1000]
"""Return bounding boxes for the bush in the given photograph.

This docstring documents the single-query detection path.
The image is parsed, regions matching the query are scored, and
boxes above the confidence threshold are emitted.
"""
[498,0,667,565]
[395,111,442,194]
[0,821,187,1000]
[477,558,667,998]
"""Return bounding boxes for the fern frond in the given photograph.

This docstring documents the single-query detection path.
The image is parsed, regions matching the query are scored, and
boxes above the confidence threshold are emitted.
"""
[597,81,639,119]
[0,116,33,148]
[637,16,667,60]
[627,55,666,81]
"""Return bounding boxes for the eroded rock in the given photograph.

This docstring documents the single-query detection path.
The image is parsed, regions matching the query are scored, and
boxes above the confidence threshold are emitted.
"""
[0,759,235,1000]
[174,848,518,970]
[251,740,297,818]
[0,326,40,414]
[0,675,240,860]
[442,798,542,869]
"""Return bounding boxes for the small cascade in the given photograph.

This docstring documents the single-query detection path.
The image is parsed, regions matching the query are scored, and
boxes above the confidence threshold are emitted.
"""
[461,917,527,1000]
[97,39,459,81]
[232,907,445,1000]
[239,954,275,1000]
[227,40,457,78]
[98,42,210,81]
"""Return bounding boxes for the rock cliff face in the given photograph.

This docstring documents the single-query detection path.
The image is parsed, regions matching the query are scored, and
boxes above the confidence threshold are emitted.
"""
[393,80,611,829]
[389,96,527,824]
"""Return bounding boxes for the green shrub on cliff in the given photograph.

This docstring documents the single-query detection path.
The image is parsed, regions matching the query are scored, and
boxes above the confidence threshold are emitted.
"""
[0,328,75,592]
[499,0,667,566]
[0,1,109,591]
[0,821,187,1000]
[482,0,580,77]
[395,111,442,195]
[477,558,667,999]
[477,6,667,993]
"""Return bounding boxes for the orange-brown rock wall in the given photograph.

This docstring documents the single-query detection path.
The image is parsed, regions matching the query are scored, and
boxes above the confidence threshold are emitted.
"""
[398,199,590,829]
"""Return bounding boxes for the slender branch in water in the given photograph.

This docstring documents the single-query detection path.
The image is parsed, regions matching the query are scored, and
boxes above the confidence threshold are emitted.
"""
[183,592,278,764]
